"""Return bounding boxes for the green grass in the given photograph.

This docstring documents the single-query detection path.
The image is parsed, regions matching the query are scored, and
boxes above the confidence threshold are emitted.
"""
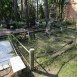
[58,61,77,77]
[15,28,77,77]
[57,46,77,77]
[35,45,77,77]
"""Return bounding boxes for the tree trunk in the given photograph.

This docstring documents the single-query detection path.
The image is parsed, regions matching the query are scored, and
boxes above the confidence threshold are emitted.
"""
[21,0,23,20]
[44,0,49,25]
[61,0,64,18]
[13,0,18,21]
[25,0,29,27]
[37,0,38,19]
[59,3,60,18]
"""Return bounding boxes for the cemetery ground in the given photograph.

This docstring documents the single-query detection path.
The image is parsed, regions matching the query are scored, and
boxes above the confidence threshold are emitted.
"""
[15,26,77,77]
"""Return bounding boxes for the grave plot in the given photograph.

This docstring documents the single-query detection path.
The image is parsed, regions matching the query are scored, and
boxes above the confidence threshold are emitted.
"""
[14,28,76,62]
[12,28,76,68]
[11,27,77,77]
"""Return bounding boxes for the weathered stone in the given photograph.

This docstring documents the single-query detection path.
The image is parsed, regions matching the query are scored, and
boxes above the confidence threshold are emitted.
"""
[45,6,57,35]
[60,26,66,32]
[45,18,55,34]
[28,31,35,40]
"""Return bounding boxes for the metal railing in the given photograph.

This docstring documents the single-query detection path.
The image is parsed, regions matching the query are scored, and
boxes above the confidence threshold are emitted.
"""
[9,34,34,70]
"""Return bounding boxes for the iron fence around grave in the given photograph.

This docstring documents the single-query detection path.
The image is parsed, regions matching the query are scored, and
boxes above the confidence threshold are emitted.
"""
[9,34,35,70]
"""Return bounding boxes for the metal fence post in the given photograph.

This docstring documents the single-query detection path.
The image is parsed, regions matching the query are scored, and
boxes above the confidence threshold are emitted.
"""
[29,48,34,70]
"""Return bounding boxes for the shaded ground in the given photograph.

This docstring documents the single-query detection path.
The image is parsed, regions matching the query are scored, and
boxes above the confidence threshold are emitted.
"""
[13,28,77,77]
[0,68,11,77]
[32,45,77,77]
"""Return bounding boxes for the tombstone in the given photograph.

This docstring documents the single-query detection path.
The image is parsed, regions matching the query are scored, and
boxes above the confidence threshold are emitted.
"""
[60,26,63,32]
[50,29,55,34]
[28,31,35,40]
[39,20,42,28]
[45,5,57,35]
[7,24,16,29]
[60,26,66,32]
[10,26,14,29]
[45,18,55,34]
[54,21,62,28]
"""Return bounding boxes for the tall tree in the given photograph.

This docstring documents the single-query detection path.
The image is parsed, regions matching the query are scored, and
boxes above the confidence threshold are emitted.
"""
[25,0,29,26]
[13,0,18,21]
[28,0,36,26]
[21,0,23,20]
[37,0,38,18]
[39,4,45,19]
[61,0,64,18]
[44,0,49,25]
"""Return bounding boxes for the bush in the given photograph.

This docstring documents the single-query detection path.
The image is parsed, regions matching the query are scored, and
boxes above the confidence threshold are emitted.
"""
[62,19,74,26]
[9,21,26,28]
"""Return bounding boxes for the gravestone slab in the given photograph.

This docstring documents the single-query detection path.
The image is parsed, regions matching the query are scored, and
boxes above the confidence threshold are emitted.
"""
[28,31,35,40]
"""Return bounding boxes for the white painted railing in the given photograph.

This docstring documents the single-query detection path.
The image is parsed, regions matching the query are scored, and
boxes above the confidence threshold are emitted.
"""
[9,34,34,70]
